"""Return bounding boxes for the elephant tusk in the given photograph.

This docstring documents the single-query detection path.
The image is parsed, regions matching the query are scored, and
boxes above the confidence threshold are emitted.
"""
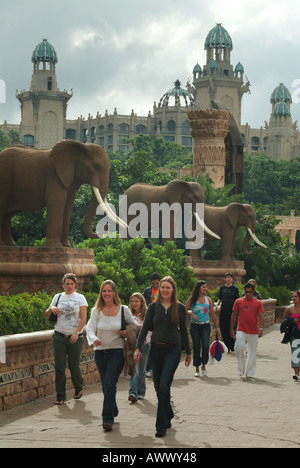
[92,186,128,229]
[193,212,221,240]
[104,198,128,229]
[247,228,267,248]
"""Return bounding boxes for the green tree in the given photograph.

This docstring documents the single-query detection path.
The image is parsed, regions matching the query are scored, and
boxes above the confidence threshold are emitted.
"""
[243,152,300,215]
[0,129,22,150]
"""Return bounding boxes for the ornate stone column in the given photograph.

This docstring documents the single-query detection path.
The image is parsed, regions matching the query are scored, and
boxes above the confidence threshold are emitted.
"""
[188,109,231,187]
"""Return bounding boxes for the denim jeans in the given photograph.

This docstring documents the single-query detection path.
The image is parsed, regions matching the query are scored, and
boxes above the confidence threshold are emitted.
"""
[150,344,181,432]
[52,332,84,401]
[190,322,211,367]
[129,342,150,399]
[94,349,124,425]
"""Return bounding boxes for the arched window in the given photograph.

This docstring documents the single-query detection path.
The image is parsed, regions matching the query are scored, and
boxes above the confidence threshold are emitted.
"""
[66,129,76,140]
[166,120,176,133]
[136,124,146,135]
[251,136,260,151]
[23,134,34,147]
[118,123,129,151]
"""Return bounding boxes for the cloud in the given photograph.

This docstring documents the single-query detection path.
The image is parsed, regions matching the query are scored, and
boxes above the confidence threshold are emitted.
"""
[1,0,300,130]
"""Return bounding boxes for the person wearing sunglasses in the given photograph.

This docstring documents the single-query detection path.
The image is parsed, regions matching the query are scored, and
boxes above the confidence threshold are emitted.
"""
[230,282,264,378]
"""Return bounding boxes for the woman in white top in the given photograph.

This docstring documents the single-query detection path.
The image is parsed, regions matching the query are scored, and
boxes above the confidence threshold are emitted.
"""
[45,273,88,405]
[86,279,136,432]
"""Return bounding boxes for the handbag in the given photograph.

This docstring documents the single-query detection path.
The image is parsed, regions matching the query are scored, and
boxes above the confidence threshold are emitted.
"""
[48,294,62,323]
[120,306,126,332]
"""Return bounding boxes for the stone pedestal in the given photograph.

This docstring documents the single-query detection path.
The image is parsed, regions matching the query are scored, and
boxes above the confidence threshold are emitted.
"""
[0,247,97,295]
[188,109,231,188]
[187,256,246,290]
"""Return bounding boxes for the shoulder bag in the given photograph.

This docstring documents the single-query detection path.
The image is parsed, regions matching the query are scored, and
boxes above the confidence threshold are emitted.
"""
[48,294,62,323]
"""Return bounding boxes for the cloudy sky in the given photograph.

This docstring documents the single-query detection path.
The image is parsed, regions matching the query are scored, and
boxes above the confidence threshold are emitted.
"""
[1,0,300,129]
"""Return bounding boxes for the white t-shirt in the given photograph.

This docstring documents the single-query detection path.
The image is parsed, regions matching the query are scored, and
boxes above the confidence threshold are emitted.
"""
[86,305,136,350]
[51,292,88,335]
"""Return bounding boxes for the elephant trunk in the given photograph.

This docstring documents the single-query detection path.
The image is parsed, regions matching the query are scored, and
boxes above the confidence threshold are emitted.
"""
[83,186,128,239]
[242,227,267,255]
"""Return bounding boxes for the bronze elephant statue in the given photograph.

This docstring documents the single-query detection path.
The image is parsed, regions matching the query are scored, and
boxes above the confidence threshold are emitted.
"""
[120,180,220,246]
[200,202,267,260]
[0,140,125,247]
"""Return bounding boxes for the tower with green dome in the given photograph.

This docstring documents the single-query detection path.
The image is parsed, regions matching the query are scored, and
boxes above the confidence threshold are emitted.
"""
[267,83,295,160]
[16,39,72,149]
[192,23,249,126]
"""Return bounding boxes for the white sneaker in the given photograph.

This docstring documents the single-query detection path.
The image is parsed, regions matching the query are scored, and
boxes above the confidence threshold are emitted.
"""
[194,372,200,377]
[202,370,208,377]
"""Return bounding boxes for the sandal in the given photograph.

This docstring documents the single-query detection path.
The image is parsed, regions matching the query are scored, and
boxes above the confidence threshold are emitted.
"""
[55,400,65,405]
[74,390,83,400]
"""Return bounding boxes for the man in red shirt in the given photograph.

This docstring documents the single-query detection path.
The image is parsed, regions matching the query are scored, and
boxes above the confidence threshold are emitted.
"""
[230,283,264,378]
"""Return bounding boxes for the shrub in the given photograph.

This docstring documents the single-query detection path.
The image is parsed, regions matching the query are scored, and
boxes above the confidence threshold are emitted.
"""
[77,236,197,304]
[0,290,98,336]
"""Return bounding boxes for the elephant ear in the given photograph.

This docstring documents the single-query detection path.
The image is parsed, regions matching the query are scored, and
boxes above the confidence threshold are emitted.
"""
[49,140,87,188]
[226,203,241,229]
[165,180,190,204]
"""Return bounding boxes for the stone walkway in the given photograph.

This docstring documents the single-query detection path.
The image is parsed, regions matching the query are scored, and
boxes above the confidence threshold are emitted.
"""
[1,324,299,449]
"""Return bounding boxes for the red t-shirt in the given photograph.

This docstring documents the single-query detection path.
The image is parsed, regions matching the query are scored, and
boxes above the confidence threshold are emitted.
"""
[233,297,264,334]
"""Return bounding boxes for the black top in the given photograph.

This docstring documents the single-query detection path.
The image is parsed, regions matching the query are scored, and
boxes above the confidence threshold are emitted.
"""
[218,285,239,315]
[136,301,191,355]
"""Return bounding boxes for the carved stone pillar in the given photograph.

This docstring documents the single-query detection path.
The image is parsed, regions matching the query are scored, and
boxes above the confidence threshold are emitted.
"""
[188,109,231,188]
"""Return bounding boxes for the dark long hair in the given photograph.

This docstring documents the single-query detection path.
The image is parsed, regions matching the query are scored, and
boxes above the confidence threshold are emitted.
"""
[190,280,207,307]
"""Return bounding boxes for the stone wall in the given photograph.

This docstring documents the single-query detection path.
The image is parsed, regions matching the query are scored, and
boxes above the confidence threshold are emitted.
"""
[0,299,278,411]
[0,330,99,411]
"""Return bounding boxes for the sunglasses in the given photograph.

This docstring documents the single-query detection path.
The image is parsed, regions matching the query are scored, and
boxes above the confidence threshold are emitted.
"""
[244,290,254,294]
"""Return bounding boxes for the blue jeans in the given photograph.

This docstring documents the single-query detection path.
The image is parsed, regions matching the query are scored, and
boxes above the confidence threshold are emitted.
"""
[150,344,181,432]
[190,322,211,367]
[94,349,124,425]
[129,343,150,399]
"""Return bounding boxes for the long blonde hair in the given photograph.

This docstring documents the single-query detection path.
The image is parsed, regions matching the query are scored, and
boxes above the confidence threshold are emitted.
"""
[156,276,178,323]
[95,279,121,314]
[129,292,147,320]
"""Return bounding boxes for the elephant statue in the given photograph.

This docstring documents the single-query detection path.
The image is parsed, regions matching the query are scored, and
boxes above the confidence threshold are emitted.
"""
[0,140,125,247]
[120,180,220,245]
[200,202,267,260]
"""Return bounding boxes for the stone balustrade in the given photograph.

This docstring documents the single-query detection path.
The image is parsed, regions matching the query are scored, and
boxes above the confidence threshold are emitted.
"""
[0,330,99,411]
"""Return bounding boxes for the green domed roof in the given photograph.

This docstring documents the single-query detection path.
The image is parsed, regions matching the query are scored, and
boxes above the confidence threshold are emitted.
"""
[271,83,292,104]
[158,79,195,107]
[209,59,218,69]
[32,39,58,63]
[235,62,244,72]
[205,23,233,50]
[193,63,202,73]
[273,101,291,116]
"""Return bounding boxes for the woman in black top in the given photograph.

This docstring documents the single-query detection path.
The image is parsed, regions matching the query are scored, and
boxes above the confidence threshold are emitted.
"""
[134,276,191,438]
